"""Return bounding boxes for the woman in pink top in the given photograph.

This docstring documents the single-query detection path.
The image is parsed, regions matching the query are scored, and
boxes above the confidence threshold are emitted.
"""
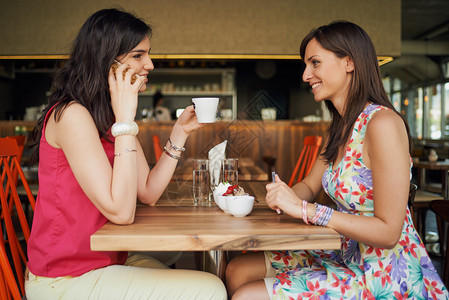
[25,8,226,300]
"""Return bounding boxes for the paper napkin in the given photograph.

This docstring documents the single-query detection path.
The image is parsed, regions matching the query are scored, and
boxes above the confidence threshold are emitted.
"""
[208,140,227,189]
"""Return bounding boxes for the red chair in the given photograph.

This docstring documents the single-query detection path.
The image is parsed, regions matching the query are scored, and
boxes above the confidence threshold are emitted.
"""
[0,228,22,300]
[152,135,163,162]
[288,136,322,187]
[0,137,36,298]
[6,136,26,164]
[2,136,27,218]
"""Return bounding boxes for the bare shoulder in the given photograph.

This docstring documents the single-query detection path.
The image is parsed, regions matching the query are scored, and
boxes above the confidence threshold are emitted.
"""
[367,109,405,133]
[50,102,98,148]
[365,108,409,155]
[57,102,94,125]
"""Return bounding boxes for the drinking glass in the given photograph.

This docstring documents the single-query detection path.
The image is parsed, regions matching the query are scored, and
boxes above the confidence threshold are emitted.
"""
[222,158,238,186]
[193,159,210,206]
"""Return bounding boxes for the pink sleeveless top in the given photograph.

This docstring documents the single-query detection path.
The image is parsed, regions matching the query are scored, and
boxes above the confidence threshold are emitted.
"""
[27,105,127,277]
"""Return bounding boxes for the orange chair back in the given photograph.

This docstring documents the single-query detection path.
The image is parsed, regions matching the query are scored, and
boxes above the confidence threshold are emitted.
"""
[0,138,36,298]
[152,135,163,162]
[6,135,26,163]
[288,136,322,187]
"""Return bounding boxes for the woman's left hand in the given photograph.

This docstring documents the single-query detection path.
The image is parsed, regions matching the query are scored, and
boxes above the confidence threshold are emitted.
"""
[266,174,303,219]
[175,105,204,135]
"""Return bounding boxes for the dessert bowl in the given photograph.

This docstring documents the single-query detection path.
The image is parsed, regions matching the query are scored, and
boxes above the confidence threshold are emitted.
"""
[217,195,230,213]
[225,195,255,217]
[213,191,229,213]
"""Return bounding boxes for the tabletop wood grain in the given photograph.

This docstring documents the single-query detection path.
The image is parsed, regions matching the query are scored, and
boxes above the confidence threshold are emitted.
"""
[91,206,340,251]
[91,182,340,252]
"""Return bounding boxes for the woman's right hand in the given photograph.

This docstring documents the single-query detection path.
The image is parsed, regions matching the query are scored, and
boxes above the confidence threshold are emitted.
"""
[108,62,146,122]
[175,105,204,135]
[266,175,303,219]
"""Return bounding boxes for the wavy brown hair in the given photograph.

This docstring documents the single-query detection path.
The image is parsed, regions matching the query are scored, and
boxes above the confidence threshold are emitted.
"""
[32,8,152,161]
[299,20,411,164]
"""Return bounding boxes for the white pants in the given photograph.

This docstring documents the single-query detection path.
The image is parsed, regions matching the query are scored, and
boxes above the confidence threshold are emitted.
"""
[263,251,276,300]
[25,252,227,300]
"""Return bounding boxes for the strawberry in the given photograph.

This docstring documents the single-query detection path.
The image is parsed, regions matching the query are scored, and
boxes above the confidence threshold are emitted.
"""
[222,185,238,196]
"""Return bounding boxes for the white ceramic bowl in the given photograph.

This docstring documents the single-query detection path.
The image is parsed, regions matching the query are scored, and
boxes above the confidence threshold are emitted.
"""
[218,195,230,213]
[225,195,255,217]
[213,191,229,213]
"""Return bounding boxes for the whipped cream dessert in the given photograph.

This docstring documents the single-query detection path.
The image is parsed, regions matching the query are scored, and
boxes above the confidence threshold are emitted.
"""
[215,182,247,196]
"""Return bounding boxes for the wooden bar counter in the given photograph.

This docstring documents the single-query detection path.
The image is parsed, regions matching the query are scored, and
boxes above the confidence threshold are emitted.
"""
[138,120,328,181]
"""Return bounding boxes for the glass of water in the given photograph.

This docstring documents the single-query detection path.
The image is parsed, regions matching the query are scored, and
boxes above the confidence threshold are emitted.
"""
[222,158,238,186]
[193,159,210,206]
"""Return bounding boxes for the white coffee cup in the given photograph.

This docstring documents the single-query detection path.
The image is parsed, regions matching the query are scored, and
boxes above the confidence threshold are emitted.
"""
[192,97,219,123]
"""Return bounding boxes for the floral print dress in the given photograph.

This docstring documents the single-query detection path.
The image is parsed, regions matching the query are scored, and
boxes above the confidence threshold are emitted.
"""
[266,104,448,299]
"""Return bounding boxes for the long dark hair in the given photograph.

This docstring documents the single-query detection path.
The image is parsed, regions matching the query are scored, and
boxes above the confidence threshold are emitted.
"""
[299,20,411,164]
[32,8,152,160]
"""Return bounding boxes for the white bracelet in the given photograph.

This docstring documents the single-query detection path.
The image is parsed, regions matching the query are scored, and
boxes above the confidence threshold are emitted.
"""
[111,122,139,137]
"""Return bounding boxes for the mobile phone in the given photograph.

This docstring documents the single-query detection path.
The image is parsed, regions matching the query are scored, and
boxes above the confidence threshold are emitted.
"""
[272,171,283,214]
[111,60,139,84]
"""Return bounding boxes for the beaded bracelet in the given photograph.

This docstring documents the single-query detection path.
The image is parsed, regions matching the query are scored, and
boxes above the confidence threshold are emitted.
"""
[163,146,181,160]
[302,200,309,225]
[322,207,333,226]
[311,203,326,224]
[111,122,139,137]
[168,137,185,152]
[312,204,334,227]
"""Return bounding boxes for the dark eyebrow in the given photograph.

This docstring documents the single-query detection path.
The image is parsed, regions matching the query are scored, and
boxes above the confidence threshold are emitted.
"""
[307,55,318,62]
[130,49,147,54]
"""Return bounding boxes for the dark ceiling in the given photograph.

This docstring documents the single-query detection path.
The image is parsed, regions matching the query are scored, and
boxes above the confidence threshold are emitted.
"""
[402,0,449,40]
[381,0,449,84]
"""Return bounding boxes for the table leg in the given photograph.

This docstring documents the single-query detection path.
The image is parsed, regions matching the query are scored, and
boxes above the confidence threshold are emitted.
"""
[444,170,449,199]
[419,168,426,190]
[201,250,227,281]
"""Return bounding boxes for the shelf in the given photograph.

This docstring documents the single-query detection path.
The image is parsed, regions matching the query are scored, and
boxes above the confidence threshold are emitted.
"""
[143,67,237,119]
[139,91,234,97]
[151,68,235,75]
[15,68,57,74]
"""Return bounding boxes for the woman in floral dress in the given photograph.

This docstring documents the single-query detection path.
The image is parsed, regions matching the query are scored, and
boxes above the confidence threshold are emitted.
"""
[226,21,448,299]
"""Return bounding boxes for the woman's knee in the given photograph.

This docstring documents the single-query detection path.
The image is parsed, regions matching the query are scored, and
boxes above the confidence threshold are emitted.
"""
[226,252,266,296]
[226,255,241,279]
[232,280,270,300]
[226,255,246,285]
[227,252,265,280]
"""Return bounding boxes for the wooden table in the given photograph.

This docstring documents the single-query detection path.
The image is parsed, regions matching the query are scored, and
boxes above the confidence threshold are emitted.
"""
[91,182,340,279]
[414,160,449,198]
